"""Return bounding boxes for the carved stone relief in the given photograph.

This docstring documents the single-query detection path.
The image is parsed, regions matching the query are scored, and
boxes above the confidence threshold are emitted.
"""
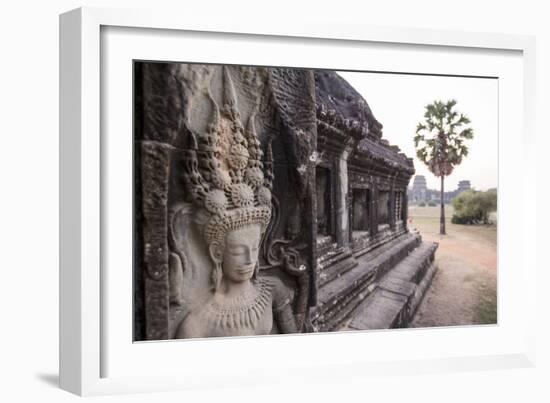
[135,63,316,340]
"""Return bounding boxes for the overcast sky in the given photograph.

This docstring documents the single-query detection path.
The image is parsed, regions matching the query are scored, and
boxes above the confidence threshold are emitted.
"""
[338,71,498,191]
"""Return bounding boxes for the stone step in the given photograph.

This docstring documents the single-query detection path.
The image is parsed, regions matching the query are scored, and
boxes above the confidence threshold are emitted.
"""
[358,231,420,265]
[316,235,336,253]
[353,226,408,258]
[316,232,421,310]
[346,241,438,330]
[317,245,349,267]
[311,232,422,331]
[384,241,437,284]
[317,252,358,288]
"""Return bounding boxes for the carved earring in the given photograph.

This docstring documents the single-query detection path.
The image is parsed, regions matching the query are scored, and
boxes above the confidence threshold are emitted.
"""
[253,261,259,279]
[208,241,224,292]
[211,261,222,292]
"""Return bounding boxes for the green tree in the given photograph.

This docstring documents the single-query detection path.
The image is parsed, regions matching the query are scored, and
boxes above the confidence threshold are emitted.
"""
[414,99,474,235]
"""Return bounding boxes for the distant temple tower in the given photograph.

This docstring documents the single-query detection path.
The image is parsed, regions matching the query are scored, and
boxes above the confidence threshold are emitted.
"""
[408,176,472,204]
[409,175,428,203]
[457,180,471,193]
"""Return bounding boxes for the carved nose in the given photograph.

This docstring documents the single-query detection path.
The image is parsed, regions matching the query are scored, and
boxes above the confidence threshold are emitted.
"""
[245,248,253,264]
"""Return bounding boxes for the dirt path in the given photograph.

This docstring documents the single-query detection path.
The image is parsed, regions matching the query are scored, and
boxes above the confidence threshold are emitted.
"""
[409,206,497,327]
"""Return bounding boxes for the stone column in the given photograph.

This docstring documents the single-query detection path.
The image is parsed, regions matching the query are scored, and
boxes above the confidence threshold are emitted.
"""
[370,185,378,237]
[335,149,351,247]
[403,191,409,230]
[135,62,182,341]
[389,185,396,230]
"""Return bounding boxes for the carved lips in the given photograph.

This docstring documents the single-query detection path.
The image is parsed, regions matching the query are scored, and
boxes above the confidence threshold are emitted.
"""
[235,265,255,276]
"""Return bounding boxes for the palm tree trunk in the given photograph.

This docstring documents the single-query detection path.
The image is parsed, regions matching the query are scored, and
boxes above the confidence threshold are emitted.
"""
[440,175,446,235]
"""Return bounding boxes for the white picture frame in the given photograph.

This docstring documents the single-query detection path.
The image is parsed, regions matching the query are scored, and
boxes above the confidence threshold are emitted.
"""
[59,6,537,396]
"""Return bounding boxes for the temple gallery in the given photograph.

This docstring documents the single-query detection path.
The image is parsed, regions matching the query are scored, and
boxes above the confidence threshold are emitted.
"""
[134,63,438,340]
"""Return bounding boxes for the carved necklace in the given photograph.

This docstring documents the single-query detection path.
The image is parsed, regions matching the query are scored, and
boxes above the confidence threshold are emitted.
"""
[206,279,272,331]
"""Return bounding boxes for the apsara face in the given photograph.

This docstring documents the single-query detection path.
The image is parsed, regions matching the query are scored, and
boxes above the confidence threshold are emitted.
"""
[222,224,261,283]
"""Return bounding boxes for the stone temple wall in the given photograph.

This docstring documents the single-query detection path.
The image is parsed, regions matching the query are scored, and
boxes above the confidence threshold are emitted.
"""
[134,63,437,340]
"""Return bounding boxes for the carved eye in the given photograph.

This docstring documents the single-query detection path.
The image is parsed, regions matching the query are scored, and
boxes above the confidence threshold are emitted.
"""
[228,245,245,255]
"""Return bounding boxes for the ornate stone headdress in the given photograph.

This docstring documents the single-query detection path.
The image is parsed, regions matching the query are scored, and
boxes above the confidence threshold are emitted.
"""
[182,67,273,245]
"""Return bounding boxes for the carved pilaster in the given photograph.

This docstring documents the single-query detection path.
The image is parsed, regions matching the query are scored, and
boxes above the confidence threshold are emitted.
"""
[403,192,409,230]
[389,185,396,230]
[140,141,171,340]
[371,185,379,237]
[335,149,351,247]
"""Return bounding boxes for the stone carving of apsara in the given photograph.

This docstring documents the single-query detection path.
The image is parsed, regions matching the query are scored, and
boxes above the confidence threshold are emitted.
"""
[174,67,297,338]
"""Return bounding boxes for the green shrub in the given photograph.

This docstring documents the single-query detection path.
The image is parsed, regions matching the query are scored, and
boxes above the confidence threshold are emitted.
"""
[427,201,437,207]
[451,189,497,225]
[418,202,426,207]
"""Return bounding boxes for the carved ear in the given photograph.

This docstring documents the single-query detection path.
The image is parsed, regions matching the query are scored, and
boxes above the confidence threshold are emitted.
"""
[208,241,223,264]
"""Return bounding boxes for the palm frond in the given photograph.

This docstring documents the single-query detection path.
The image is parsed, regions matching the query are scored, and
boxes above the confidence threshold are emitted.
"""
[413,99,474,176]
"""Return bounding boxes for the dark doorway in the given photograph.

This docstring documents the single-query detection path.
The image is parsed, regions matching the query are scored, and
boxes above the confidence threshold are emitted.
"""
[316,166,332,237]
[378,191,390,225]
[352,188,369,231]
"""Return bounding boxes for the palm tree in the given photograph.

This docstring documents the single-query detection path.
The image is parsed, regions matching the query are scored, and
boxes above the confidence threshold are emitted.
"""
[414,99,474,235]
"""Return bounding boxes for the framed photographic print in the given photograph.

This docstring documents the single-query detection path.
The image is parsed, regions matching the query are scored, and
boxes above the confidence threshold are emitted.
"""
[60,6,537,396]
